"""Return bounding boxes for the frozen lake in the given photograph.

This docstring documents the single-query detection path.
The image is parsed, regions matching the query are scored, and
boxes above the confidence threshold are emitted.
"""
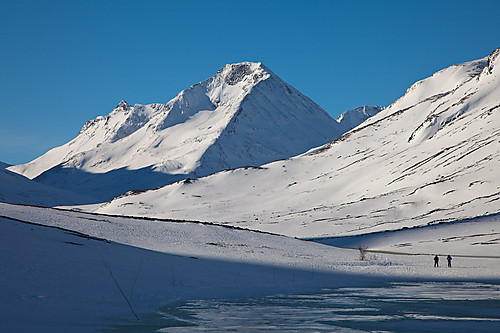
[107,281,500,332]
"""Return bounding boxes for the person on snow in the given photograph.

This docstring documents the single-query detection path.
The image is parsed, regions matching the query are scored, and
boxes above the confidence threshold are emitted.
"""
[434,255,439,267]
[447,255,452,267]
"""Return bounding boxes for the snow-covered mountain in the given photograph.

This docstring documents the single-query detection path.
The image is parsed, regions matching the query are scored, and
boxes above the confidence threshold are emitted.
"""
[8,62,377,202]
[336,105,383,132]
[96,48,500,238]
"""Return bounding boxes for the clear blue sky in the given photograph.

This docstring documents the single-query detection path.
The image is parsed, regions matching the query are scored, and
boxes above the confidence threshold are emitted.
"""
[1,0,499,165]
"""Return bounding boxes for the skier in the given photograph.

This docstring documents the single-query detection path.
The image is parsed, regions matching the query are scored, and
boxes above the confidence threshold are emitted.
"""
[447,255,452,267]
[434,255,439,267]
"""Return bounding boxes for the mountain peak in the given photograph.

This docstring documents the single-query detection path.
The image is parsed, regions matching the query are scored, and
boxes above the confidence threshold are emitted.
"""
[336,105,383,129]
[483,47,500,75]
[116,100,131,110]
[217,62,271,86]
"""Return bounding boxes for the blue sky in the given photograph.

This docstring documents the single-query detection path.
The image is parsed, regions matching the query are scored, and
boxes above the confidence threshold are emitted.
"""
[1,0,499,165]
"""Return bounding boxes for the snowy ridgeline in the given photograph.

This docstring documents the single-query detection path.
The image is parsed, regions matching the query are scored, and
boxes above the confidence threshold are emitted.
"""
[6,62,379,203]
[1,202,499,332]
[93,48,500,241]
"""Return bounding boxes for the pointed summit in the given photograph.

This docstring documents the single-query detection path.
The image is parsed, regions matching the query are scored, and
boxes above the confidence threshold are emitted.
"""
[116,100,131,110]
[215,62,273,86]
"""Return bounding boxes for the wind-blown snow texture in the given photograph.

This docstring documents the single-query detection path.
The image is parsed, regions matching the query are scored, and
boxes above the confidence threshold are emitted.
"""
[97,48,500,239]
[8,62,371,202]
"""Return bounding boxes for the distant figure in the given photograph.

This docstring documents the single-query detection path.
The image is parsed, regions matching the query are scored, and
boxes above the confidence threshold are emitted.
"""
[447,255,452,267]
[434,255,439,267]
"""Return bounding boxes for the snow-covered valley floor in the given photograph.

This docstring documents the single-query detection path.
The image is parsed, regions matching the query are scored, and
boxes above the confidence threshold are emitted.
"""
[1,202,499,332]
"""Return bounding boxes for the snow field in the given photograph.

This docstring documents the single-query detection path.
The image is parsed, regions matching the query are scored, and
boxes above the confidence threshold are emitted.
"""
[1,202,499,332]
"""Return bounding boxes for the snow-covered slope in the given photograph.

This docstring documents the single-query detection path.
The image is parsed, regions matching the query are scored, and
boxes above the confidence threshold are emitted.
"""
[95,48,500,238]
[0,162,92,206]
[1,202,499,331]
[8,62,365,202]
[312,213,500,257]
